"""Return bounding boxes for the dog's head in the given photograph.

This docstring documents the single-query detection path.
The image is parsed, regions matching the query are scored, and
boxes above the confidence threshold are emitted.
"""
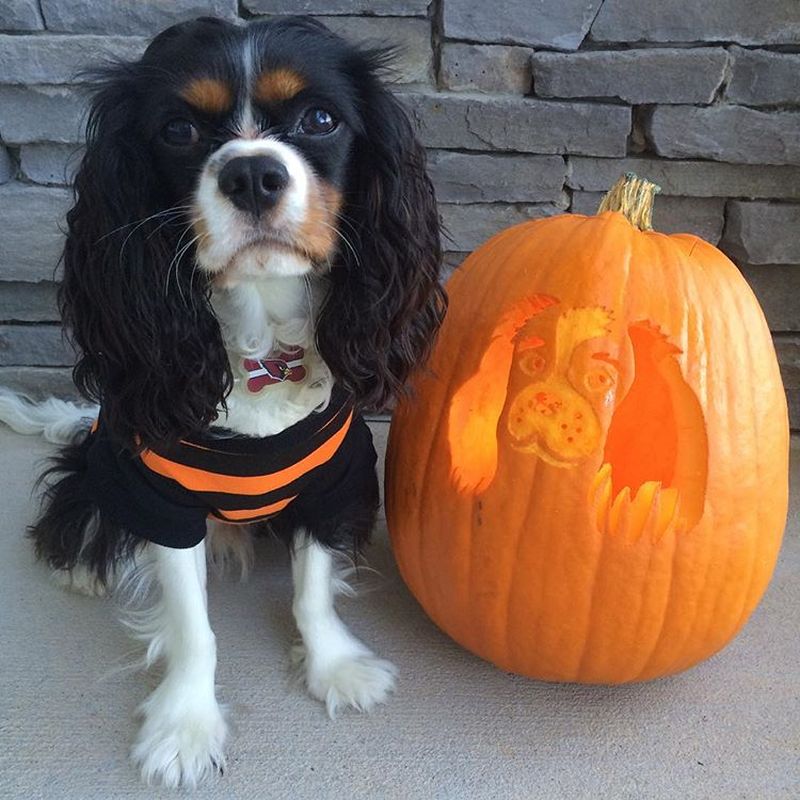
[63,16,446,446]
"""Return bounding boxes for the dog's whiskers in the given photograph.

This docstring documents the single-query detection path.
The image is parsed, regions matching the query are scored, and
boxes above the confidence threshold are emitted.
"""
[315,218,360,267]
[99,205,193,242]
[165,228,208,306]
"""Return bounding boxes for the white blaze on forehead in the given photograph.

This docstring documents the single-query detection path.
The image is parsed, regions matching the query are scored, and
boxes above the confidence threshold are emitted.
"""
[236,33,258,138]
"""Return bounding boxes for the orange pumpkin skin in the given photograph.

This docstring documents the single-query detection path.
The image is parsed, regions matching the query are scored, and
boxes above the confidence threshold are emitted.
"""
[385,201,789,684]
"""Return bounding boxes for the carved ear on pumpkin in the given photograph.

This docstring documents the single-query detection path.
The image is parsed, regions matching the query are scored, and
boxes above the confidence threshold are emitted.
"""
[448,294,558,493]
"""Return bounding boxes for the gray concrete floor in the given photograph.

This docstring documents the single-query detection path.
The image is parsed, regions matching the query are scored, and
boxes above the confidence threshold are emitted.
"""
[0,423,797,800]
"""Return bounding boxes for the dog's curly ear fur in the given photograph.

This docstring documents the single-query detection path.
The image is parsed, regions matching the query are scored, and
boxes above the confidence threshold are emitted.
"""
[61,65,232,448]
[315,50,447,411]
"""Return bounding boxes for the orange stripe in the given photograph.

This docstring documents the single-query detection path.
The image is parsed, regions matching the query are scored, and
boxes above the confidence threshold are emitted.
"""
[213,495,296,521]
[90,417,99,433]
[140,411,353,495]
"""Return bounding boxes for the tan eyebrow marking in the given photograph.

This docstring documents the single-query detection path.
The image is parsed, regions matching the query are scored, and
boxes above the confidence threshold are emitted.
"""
[180,78,234,114]
[254,68,307,103]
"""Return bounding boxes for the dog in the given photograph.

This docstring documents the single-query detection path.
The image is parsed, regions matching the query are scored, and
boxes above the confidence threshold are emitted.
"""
[0,15,445,788]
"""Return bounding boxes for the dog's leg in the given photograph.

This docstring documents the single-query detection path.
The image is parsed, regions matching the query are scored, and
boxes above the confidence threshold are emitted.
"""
[291,530,397,717]
[130,540,227,788]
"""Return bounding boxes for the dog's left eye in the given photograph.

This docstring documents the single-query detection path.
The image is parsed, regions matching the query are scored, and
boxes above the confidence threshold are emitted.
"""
[161,119,200,147]
[299,108,337,136]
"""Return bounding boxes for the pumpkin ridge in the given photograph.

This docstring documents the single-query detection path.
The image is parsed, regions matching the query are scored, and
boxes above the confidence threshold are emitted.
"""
[629,238,691,677]
[458,237,546,640]
[501,449,544,670]
[689,251,764,661]
[418,231,531,634]
[565,219,636,680]
[728,262,773,635]
[635,236,717,678]
[419,332,482,627]
[675,238,761,670]
[460,223,597,663]
[573,501,611,681]
[483,231,589,664]
[503,217,619,677]
[630,523,680,681]
[626,496,683,679]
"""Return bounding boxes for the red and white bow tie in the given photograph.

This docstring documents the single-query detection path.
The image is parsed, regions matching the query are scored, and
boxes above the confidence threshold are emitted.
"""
[243,346,306,393]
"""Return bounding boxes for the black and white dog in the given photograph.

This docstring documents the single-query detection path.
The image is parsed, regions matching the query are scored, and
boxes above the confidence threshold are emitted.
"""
[0,16,445,788]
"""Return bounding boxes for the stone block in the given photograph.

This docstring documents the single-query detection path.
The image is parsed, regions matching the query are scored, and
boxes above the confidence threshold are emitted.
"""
[0,86,88,144]
[40,0,238,35]
[721,201,800,265]
[738,265,800,332]
[0,146,14,184]
[0,366,77,399]
[19,144,84,185]
[0,35,147,85]
[0,282,60,323]
[590,0,800,46]
[244,1,429,15]
[440,44,532,94]
[400,92,631,156]
[443,0,603,50]
[0,324,74,366]
[440,202,566,252]
[532,48,728,104]
[0,183,71,281]
[571,192,726,243]
[318,16,432,84]
[428,151,566,203]
[567,156,800,200]
[727,47,800,106]
[0,0,43,30]
[774,335,799,428]
[647,106,800,165]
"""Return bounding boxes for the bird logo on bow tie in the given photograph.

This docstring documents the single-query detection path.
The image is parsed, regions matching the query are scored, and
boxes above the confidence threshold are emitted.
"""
[243,346,306,393]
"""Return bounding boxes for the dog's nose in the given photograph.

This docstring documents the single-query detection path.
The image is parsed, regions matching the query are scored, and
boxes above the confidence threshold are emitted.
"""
[217,155,290,216]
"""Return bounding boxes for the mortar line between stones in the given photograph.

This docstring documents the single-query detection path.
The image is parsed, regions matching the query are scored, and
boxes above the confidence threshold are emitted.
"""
[429,0,444,90]
[583,0,608,49]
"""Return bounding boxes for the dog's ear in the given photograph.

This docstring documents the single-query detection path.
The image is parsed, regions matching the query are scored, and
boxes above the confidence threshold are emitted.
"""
[61,65,231,448]
[315,51,447,411]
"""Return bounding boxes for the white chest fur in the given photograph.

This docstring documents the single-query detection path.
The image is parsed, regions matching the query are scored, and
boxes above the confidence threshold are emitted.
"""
[210,276,333,437]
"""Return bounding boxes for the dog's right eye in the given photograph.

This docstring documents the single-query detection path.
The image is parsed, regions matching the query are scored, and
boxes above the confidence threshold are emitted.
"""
[161,119,200,147]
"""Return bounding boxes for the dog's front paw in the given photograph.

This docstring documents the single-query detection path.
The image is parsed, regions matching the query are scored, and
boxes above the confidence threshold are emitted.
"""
[292,642,397,718]
[132,686,228,788]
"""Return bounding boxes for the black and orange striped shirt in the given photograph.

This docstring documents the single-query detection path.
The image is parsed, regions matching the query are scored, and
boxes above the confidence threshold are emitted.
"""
[85,386,377,548]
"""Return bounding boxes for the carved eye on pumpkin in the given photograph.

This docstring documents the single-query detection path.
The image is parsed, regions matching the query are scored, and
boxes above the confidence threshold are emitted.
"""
[584,366,616,393]
[518,351,547,376]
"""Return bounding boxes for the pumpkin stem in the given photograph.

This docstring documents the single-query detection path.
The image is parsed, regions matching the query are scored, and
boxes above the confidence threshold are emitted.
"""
[597,173,662,231]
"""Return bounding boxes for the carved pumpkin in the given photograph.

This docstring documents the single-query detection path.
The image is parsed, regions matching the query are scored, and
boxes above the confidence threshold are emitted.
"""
[385,174,789,683]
